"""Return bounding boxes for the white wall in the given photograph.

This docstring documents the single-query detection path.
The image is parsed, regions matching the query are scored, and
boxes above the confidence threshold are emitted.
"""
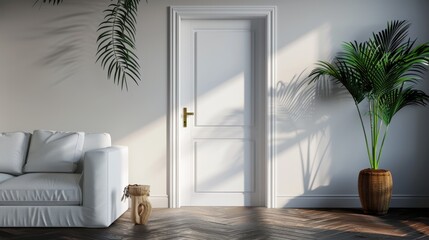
[0,0,428,208]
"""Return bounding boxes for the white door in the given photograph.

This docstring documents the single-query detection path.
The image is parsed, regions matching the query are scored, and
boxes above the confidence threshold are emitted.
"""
[178,18,265,206]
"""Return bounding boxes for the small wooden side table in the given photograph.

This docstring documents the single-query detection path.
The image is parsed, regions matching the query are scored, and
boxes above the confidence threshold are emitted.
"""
[127,184,152,225]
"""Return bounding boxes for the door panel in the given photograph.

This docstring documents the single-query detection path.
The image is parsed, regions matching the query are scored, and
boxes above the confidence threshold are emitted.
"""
[179,19,264,206]
[195,30,253,126]
[195,140,254,192]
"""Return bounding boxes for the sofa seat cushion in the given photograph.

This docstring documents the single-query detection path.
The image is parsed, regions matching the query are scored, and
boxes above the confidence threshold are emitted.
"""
[0,173,81,206]
[0,173,14,184]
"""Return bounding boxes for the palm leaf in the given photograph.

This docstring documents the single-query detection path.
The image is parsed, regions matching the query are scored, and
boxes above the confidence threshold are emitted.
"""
[378,88,429,125]
[96,0,142,90]
[309,42,371,104]
[372,20,410,53]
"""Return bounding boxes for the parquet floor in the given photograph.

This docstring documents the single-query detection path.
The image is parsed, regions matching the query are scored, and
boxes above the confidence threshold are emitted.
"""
[0,208,428,239]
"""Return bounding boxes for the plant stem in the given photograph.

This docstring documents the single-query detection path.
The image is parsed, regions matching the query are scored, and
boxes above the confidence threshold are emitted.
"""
[377,125,389,167]
[369,100,376,169]
[375,118,384,169]
[372,100,380,169]
[355,102,371,166]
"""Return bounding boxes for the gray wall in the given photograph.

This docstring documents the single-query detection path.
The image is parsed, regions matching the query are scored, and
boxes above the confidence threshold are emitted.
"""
[0,0,428,207]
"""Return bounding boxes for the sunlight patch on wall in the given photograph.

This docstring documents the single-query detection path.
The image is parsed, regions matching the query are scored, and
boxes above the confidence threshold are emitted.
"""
[277,23,332,80]
[276,23,334,196]
[116,116,167,196]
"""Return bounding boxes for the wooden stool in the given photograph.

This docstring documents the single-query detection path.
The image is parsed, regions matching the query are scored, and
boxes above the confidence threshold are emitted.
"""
[127,184,152,225]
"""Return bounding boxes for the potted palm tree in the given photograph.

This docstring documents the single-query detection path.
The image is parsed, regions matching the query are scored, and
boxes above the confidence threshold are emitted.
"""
[309,20,429,215]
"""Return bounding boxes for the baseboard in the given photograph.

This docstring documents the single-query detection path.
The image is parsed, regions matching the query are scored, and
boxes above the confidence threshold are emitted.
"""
[389,195,429,208]
[134,195,429,208]
[276,195,429,208]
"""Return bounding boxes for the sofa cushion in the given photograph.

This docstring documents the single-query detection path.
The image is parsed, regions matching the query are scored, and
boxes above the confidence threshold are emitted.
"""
[75,133,112,173]
[0,173,14,184]
[82,133,111,153]
[24,130,84,173]
[0,173,81,206]
[0,132,31,175]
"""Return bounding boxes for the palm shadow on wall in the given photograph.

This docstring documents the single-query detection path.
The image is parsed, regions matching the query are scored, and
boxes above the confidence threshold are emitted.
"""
[276,71,352,204]
[23,2,98,85]
[39,12,92,84]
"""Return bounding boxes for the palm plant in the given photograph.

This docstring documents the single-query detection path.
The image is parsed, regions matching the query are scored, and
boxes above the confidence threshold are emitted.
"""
[35,0,143,90]
[309,20,429,169]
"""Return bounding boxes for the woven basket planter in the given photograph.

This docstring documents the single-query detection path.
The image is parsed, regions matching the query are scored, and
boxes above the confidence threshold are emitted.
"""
[358,169,393,215]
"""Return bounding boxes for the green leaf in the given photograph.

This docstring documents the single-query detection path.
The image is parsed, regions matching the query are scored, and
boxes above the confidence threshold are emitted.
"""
[96,0,142,90]
[378,88,429,125]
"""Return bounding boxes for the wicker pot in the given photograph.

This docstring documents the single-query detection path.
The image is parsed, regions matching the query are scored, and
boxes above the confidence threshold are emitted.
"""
[358,169,393,215]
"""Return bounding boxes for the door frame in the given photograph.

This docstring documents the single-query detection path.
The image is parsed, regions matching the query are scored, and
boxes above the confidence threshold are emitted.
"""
[168,6,277,208]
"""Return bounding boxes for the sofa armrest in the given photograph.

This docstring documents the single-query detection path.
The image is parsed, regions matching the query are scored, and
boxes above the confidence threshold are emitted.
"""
[82,146,128,227]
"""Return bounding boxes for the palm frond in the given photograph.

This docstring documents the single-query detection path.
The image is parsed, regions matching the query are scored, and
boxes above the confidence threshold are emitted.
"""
[378,88,429,125]
[309,41,372,104]
[96,0,141,90]
[372,20,410,53]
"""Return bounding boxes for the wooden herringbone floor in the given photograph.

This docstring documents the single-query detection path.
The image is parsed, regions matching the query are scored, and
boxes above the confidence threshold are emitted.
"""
[0,208,428,239]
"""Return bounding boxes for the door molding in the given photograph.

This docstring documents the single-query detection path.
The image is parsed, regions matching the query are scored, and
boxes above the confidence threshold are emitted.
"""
[169,6,277,208]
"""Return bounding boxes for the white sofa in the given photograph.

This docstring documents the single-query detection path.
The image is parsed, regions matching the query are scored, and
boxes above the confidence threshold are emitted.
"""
[0,130,128,227]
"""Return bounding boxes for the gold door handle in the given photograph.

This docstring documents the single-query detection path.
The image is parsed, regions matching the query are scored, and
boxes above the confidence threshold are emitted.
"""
[183,107,194,128]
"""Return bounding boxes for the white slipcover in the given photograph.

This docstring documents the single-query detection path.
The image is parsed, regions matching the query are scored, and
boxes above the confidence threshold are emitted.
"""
[82,133,111,153]
[24,130,84,173]
[0,173,81,206]
[0,173,14,184]
[76,133,112,173]
[0,146,128,227]
[0,132,31,175]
